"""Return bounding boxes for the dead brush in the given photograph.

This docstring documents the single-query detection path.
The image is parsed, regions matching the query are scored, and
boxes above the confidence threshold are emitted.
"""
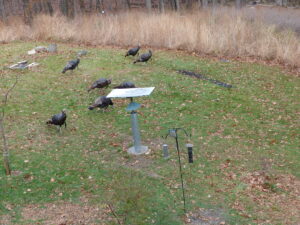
[0,8,299,68]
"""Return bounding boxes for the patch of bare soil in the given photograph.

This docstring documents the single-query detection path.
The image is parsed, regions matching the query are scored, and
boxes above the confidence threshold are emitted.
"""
[186,208,226,225]
[121,155,163,179]
[0,214,12,225]
[2,199,112,225]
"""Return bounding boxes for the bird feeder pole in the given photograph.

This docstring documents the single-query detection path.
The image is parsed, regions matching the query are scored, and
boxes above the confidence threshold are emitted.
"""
[128,97,148,154]
[107,87,155,155]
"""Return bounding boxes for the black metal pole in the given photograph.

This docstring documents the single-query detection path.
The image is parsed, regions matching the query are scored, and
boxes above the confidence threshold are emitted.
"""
[174,132,186,213]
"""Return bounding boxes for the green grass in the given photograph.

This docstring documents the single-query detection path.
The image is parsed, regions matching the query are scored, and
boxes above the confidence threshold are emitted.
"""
[0,41,299,224]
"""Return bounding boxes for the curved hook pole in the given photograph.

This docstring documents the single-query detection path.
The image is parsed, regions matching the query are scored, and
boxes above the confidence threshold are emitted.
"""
[161,133,170,139]
[176,128,191,138]
[162,128,191,140]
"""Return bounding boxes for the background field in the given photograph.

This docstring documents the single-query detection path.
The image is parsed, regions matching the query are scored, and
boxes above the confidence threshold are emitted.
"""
[0,41,299,224]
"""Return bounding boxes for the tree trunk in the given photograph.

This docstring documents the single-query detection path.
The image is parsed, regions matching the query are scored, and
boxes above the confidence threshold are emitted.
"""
[276,0,283,6]
[0,0,6,20]
[202,0,208,8]
[198,0,201,8]
[124,0,131,9]
[43,1,54,15]
[236,0,246,8]
[96,0,101,12]
[32,1,43,14]
[212,0,217,8]
[175,0,180,11]
[79,0,86,13]
[59,0,68,16]
[186,0,192,9]
[89,0,93,12]
[159,0,165,13]
[23,0,32,25]
[0,118,11,175]
[145,0,152,12]
[276,0,287,6]
[68,0,75,18]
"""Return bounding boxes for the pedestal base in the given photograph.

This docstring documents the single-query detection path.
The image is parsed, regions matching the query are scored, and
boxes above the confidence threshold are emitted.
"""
[128,145,149,155]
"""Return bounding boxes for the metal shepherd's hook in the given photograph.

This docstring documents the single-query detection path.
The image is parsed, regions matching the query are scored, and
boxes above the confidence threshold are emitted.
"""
[162,128,192,213]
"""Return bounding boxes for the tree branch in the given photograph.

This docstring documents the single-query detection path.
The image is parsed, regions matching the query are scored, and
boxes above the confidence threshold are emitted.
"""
[107,203,122,225]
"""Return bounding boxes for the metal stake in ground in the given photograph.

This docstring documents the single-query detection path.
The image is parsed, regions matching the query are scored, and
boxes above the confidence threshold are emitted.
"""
[163,128,191,213]
[107,87,155,155]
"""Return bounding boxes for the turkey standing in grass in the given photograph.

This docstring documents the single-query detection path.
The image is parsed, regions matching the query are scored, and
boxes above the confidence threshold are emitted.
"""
[62,58,80,73]
[46,109,67,133]
[88,78,111,92]
[114,81,136,89]
[133,50,152,64]
[125,45,140,57]
[88,96,114,110]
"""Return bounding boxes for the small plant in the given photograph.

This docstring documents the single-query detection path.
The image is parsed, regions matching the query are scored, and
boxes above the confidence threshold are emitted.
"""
[0,73,19,175]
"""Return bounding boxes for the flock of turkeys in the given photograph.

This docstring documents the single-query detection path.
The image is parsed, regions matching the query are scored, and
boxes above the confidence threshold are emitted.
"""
[47,46,152,132]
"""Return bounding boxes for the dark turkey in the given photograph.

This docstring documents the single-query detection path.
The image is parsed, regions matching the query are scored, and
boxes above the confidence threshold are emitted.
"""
[88,78,111,92]
[114,81,136,89]
[46,109,67,132]
[88,96,114,110]
[133,50,152,64]
[125,45,140,57]
[62,58,80,73]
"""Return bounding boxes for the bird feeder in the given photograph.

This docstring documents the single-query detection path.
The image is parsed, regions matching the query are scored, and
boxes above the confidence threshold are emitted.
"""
[107,87,155,155]
[186,143,194,163]
[162,144,169,159]
[162,128,193,213]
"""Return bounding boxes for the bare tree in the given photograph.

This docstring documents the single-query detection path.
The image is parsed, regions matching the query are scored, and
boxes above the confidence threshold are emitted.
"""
[186,0,192,9]
[123,0,131,9]
[23,0,33,24]
[0,0,6,20]
[236,0,246,8]
[220,0,226,5]
[78,0,86,13]
[44,1,54,15]
[159,0,165,13]
[174,0,180,11]
[67,0,75,18]
[89,0,93,13]
[59,0,68,16]
[197,0,201,8]
[1,74,19,175]
[145,0,152,12]
[212,0,217,8]
[202,0,208,8]
[276,0,288,6]
[96,0,102,12]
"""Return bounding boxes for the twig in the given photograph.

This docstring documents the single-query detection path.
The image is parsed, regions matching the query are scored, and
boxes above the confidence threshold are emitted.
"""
[1,74,19,118]
[107,203,122,225]
[0,73,19,175]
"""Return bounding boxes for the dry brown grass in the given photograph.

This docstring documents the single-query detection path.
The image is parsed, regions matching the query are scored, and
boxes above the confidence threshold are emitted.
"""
[0,8,299,68]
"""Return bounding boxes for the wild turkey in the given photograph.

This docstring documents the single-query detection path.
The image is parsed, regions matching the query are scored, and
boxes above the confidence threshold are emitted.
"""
[88,96,114,110]
[114,81,136,89]
[46,109,67,133]
[62,58,80,73]
[133,50,152,64]
[88,78,111,92]
[125,45,140,57]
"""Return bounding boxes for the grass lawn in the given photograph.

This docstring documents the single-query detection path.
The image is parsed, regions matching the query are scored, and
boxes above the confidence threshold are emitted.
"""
[0,41,299,225]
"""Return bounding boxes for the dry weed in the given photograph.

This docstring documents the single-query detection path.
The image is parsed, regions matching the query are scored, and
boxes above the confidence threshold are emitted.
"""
[0,8,299,67]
